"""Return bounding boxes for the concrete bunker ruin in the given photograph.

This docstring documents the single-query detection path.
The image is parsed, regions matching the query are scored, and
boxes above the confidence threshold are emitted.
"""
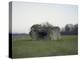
[29,23,61,40]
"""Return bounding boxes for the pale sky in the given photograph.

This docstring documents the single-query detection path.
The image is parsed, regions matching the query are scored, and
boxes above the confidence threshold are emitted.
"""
[12,2,78,33]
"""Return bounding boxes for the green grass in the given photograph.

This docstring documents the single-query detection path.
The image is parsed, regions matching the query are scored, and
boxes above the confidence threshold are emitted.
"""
[12,35,78,58]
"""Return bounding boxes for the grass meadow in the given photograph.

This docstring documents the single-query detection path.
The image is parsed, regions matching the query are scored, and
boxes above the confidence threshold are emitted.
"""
[12,35,78,58]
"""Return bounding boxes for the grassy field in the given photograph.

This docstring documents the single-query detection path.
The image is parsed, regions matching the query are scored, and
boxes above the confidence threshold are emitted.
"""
[12,35,78,58]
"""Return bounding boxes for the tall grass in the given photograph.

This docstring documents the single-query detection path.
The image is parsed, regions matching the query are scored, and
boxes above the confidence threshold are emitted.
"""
[12,35,78,58]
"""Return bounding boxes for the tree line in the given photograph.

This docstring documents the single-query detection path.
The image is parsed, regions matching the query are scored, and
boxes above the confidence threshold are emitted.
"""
[61,24,78,35]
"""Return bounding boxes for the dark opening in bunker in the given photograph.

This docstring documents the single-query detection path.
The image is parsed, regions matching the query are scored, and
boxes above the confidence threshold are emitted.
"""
[38,30,48,39]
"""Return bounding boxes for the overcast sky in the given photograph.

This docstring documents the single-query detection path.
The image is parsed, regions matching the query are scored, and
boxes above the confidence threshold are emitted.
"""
[12,2,78,33]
